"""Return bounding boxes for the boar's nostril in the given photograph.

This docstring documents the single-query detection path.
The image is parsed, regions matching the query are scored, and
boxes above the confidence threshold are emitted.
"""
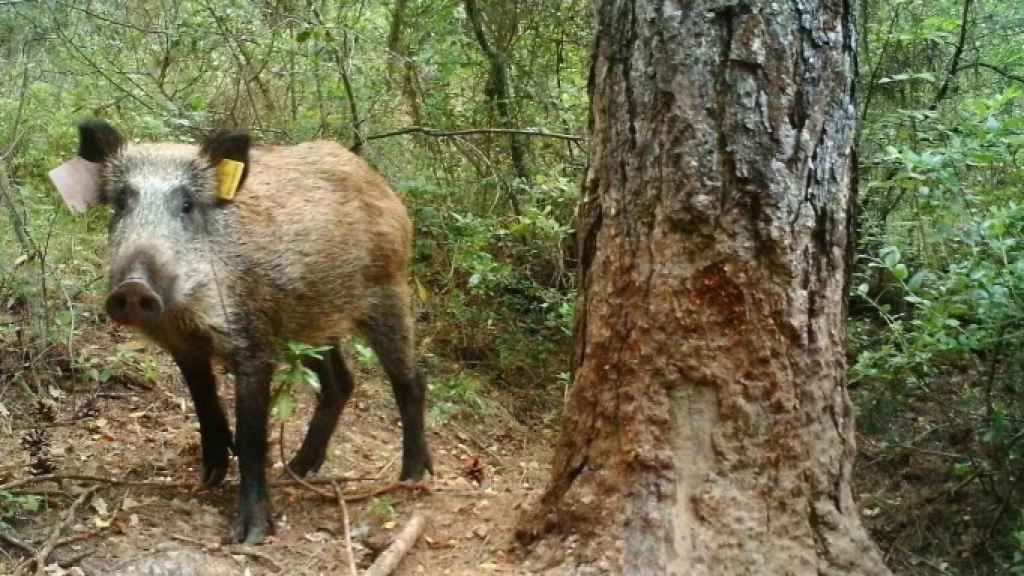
[107,293,129,315]
[139,295,160,314]
[106,280,164,327]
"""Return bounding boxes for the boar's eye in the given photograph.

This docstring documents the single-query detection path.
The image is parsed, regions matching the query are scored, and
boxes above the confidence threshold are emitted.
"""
[182,196,194,215]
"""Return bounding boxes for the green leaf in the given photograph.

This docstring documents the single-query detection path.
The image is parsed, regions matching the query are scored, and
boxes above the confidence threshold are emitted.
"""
[301,366,321,394]
[19,496,41,512]
[272,389,297,421]
[907,271,927,291]
[892,263,909,281]
[882,247,902,268]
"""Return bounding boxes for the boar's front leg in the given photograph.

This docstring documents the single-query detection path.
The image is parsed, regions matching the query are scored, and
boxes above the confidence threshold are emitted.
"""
[230,348,275,544]
[173,352,233,488]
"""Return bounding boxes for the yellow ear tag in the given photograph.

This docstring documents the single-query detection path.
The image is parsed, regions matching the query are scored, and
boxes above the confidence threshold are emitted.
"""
[216,159,244,201]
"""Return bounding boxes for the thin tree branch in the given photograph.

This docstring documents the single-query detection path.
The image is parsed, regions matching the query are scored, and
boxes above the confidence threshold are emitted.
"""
[365,126,586,142]
[930,0,973,110]
[859,5,900,128]
[53,24,157,113]
[464,0,530,184]
[0,163,35,257]
[54,0,168,34]
[955,61,1024,85]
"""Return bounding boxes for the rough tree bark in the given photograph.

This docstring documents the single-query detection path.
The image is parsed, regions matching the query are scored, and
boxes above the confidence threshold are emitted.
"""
[517,1,890,575]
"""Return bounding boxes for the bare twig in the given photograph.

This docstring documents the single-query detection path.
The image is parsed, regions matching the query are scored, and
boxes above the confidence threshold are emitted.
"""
[365,126,585,143]
[374,453,399,481]
[169,534,283,573]
[278,421,334,498]
[0,474,194,491]
[332,481,358,576]
[0,473,375,493]
[224,545,283,573]
[338,481,431,504]
[0,163,34,256]
[0,531,35,556]
[364,514,426,576]
[892,445,967,461]
[2,48,31,161]
[18,484,100,576]
[955,61,1024,85]
[272,475,376,487]
[931,0,973,110]
[54,0,168,34]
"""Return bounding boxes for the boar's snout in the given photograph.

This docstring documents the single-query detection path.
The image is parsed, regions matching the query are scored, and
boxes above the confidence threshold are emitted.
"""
[106,279,164,327]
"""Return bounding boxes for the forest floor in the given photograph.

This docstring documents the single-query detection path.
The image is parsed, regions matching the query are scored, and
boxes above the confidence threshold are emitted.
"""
[1,323,1001,575]
[0,323,562,576]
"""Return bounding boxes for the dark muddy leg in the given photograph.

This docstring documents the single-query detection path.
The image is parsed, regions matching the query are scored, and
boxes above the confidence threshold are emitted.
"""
[173,352,233,488]
[288,345,354,476]
[231,350,274,544]
[359,288,433,481]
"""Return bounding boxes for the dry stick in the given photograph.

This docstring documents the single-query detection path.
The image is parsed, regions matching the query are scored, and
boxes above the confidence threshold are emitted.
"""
[278,421,334,498]
[0,475,194,491]
[20,484,100,576]
[0,473,374,493]
[169,533,284,573]
[0,531,35,556]
[336,482,431,504]
[332,481,359,576]
[273,476,376,487]
[374,454,399,480]
[364,514,426,576]
[224,545,284,573]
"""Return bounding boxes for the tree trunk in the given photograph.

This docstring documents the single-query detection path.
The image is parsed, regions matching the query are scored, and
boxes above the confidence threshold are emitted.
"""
[517,1,890,575]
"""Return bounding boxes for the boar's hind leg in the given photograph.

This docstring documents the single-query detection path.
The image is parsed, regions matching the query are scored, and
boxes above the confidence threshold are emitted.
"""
[174,352,233,488]
[359,287,433,481]
[288,344,354,476]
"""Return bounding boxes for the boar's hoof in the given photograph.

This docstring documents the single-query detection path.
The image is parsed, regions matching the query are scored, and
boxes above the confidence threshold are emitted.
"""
[398,449,434,482]
[229,503,274,545]
[286,449,326,478]
[200,461,228,488]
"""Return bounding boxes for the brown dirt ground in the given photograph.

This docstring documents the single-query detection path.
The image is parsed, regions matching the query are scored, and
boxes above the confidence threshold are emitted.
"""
[0,324,562,575]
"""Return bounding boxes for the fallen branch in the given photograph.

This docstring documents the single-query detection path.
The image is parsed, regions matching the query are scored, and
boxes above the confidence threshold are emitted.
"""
[365,126,585,143]
[332,481,359,576]
[364,514,426,576]
[0,531,35,556]
[278,422,334,498]
[224,545,284,573]
[338,481,431,504]
[0,474,194,491]
[1,473,374,492]
[17,484,100,576]
[169,533,283,573]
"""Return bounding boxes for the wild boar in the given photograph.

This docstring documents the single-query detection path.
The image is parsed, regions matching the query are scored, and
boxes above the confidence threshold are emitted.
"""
[50,120,433,543]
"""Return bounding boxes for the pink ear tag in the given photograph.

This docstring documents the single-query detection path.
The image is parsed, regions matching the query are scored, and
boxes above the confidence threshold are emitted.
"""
[48,157,102,214]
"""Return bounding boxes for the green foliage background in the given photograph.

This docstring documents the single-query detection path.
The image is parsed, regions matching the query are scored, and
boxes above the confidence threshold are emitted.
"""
[3,0,1024,572]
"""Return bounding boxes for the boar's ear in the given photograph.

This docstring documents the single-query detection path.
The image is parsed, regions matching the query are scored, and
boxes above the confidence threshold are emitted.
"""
[77,119,124,163]
[200,131,251,191]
